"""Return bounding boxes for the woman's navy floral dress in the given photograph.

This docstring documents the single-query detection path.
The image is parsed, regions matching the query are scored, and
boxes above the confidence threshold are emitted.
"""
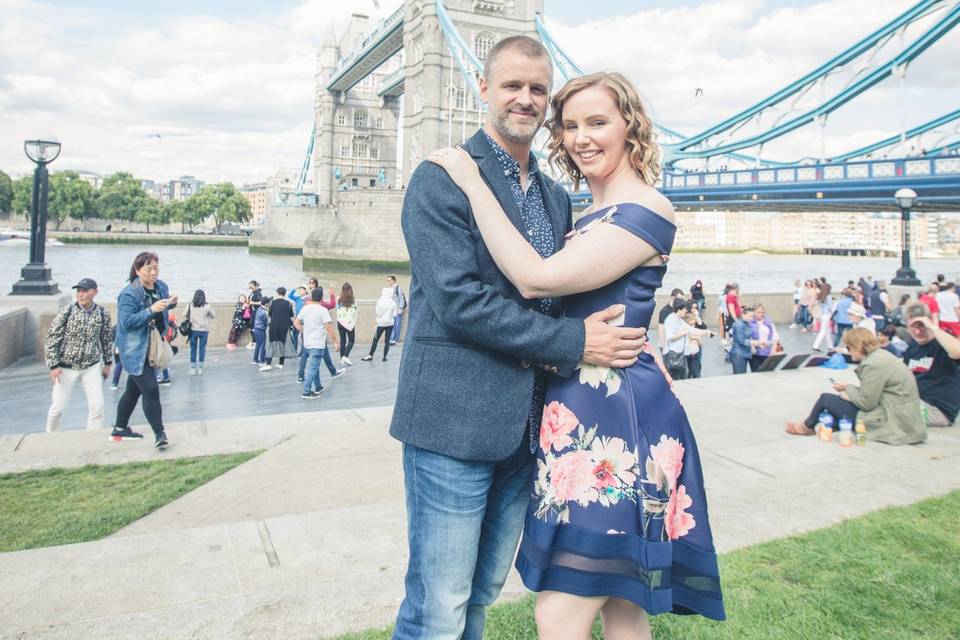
[516,203,726,621]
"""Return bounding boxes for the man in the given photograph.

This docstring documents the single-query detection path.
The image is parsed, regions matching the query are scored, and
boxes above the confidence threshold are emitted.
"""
[833,288,855,347]
[44,278,112,432]
[934,282,960,336]
[868,280,891,331]
[388,275,406,345]
[389,35,645,638]
[725,282,742,336]
[657,288,685,352]
[902,303,960,427]
[293,288,339,399]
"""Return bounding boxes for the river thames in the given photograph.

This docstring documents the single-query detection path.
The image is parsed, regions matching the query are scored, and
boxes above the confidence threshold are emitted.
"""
[1,243,957,301]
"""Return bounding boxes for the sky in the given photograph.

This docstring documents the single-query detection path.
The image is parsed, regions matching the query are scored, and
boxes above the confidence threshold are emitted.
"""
[1,0,958,184]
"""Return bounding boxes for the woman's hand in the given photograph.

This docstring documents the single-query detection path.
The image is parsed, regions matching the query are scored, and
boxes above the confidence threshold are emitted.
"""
[150,299,170,313]
[427,147,482,194]
[832,381,848,392]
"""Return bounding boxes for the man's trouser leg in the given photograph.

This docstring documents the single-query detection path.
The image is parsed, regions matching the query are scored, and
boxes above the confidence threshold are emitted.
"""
[393,443,533,640]
[79,363,105,430]
[46,367,80,432]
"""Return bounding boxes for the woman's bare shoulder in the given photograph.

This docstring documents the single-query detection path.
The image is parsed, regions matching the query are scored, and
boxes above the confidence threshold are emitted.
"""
[624,187,675,224]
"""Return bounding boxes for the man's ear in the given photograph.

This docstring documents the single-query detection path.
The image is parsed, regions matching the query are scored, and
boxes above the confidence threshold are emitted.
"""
[478,76,489,104]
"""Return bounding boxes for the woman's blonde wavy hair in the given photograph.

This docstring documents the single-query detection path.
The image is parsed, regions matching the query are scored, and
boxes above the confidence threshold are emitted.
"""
[547,72,661,191]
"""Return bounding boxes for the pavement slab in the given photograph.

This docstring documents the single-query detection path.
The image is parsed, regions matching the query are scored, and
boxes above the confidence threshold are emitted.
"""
[2,367,959,639]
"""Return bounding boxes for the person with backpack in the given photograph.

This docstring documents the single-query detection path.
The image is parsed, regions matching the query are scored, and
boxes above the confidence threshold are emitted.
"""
[361,286,398,362]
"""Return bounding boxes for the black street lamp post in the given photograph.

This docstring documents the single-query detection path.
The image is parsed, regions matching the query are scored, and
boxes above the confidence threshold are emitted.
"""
[11,138,62,295]
[890,187,922,287]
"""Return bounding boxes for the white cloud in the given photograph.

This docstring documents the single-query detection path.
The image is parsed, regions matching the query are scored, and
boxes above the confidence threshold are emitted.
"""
[0,0,956,183]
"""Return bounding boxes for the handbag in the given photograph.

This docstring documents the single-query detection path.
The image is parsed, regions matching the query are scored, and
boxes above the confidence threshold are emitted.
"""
[148,322,174,369]
[663,333,688,379]
[178,306,193,338]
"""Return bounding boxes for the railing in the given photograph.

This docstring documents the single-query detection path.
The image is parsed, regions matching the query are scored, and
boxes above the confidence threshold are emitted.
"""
[662,155,960,190]
[327,7,404,87]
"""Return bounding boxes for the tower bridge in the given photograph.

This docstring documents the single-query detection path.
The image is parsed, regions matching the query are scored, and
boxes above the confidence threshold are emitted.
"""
[251,0,960,261]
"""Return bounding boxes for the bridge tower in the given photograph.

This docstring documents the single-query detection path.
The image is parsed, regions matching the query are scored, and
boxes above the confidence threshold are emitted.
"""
[401,0,543,184]
[314,14,403,206]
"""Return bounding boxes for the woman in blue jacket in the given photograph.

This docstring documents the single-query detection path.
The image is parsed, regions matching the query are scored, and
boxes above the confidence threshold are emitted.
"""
[112,251,175,448]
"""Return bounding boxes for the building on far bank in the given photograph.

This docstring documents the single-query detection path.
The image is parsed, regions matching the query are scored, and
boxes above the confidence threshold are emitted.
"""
[158,176,205,202]
[240,183,268,224]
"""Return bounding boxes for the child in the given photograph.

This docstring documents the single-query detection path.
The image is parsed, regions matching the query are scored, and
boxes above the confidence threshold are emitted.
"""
[252,297,269,365]
[227,294,249,351]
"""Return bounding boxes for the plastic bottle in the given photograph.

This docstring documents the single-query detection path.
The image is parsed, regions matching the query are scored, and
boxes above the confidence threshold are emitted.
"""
[838,415,854,447]
[817,410,834,442]
[855,415,867,446]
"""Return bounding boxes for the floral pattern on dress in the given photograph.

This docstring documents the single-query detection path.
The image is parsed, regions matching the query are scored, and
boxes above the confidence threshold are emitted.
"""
[534,402,695,540]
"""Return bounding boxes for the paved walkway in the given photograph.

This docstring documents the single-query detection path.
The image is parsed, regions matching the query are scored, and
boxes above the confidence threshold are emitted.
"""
[2,368,959,639]
[0,328,822,436]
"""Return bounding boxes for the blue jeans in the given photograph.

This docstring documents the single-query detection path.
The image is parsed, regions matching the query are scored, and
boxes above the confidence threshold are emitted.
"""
[322,347,338,375]
[189,330,209,365]
[253,329,267,364]
[731,352,750,374]
[303,347,325,394]
[391,313,403,343]
[393,443,533,639]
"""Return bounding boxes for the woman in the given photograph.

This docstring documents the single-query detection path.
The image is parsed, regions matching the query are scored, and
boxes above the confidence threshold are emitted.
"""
[749,303,780,371]
[226,294,249,350]
[785,328,925,445]
[811,292,835,353]
[661,298,690,380]
[683,304,712,379]
[186,289,215,375]
[689,279,705,314]
[361,287,398,362]
[729,306,756,374]
[430,71,724,634]
[261,287,296,371]
[336,283,358,366]
[798,280,817,332]
[112,251,174,448]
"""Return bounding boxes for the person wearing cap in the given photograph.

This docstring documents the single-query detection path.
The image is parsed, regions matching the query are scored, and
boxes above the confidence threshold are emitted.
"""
[846,302,876,335]
[43,278,113,432]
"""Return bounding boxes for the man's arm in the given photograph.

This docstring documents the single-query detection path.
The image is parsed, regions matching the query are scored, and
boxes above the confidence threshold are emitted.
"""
[404,162,590,370]
[44,307,68,370]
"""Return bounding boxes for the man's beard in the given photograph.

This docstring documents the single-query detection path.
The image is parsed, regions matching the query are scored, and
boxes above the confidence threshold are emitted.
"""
[491,106,543,145]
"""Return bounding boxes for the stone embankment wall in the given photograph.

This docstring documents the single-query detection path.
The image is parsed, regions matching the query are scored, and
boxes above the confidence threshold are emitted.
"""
[3,292,805,368]
[248,189,407,263]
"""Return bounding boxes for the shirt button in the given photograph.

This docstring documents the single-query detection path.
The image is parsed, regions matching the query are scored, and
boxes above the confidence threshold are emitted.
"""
[521,360,530,369]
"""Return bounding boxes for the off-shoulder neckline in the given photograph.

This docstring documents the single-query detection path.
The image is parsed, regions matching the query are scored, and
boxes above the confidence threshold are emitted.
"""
[578,202,677,229]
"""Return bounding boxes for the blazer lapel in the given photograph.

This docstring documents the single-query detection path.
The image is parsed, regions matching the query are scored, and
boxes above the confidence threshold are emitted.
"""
[464,130,525,235]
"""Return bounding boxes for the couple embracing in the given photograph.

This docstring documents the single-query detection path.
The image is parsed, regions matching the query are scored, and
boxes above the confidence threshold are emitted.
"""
[389,35,725,639]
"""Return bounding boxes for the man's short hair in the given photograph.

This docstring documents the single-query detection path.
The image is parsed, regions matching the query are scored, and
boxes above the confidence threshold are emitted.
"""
[672,298,687,312]
[277,286,286,296]
[670,288,684,298]
[483,35,552,81]
[311,288,324,302]
[906,302,931,321]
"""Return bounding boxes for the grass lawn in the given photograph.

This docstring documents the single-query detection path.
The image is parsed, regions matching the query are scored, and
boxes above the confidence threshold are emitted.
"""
[339,490,960,640]
[0,452,260,552]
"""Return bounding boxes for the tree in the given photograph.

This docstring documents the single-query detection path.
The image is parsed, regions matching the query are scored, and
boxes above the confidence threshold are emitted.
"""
[134,197,169,233]
[96,172,150,222]
[0,170,12,213]
[47,171,96,229]
[11,176,32,218]
[186,183,251,232]
[174,195,206,232]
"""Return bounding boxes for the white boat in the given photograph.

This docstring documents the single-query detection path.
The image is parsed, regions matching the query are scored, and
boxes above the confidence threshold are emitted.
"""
[0,229,64,247]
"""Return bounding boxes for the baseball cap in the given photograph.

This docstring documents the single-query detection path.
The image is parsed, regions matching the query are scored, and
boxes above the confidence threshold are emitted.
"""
[71,278,98,290]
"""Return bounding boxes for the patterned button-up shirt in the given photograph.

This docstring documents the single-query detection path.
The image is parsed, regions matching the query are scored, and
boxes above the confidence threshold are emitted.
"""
[483,131,556,451]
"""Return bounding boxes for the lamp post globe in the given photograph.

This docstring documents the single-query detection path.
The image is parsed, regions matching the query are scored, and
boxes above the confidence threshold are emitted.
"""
[890,187,921,287]
[10,136,62,295]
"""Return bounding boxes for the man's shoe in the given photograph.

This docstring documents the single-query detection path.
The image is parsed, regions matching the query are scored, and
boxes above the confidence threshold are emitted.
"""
[276,364,284,369]
[331,369,345,379]
[158,379,171,386]
[301,391,321,400]
[296,377,305,384]
[389,341,397,345]
[382,357,388,362]
[154,431,169,448]
[189,368,196,376]
[361,355,373,361]
[109,384,118,391]
[197,367,203,376]
[341,356,352,366]
[110,427,144,441]
[246,343,254,350]
[258,364,273,371]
